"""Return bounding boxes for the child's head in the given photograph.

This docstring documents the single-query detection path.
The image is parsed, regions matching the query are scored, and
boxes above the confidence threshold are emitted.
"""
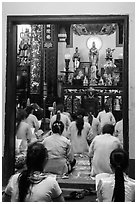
[52,120,64,135]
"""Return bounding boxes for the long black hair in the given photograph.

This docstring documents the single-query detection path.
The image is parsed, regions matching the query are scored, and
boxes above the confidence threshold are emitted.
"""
[87,106,95,126]
[55,104,64,122]
[88,112,93,126]
[110,148,129,202]
[56,110,61,122]
[18,142,48,201]
[76,109,85,136]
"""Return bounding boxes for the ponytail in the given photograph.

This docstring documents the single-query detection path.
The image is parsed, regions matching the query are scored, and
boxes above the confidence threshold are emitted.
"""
[18,170,31,201]
[18,142,48,201]
[88,112,93,126]
[76,115,84,136]
[56,110,61,122]
[112,165,125,202]
[110,148,129,202]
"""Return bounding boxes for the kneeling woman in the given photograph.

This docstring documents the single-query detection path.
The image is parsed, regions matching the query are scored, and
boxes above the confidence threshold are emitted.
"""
[2,142,64,202]
[96,148,135,202]
[43,120,76,175]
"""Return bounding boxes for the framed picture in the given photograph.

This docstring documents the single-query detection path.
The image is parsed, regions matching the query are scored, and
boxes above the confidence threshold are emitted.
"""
[80,62,90,76]
[74,67,85,79]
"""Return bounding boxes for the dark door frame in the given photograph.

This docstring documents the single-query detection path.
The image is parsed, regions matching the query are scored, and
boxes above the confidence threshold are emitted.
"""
[3,15,129,186]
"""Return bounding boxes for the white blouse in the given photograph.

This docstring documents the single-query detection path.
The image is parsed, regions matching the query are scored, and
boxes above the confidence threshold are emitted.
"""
[96,173,135,202]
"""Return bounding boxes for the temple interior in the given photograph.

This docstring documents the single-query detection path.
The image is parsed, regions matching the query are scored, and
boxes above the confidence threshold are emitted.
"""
[2,2,135,202]
[16,23,123,118]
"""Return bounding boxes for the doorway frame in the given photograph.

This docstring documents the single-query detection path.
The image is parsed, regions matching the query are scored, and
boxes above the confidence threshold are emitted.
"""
[3,15,129,186]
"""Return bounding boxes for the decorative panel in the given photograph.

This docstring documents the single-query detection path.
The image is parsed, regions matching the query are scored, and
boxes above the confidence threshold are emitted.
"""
[30,25,43,94]
[64,95,73,113]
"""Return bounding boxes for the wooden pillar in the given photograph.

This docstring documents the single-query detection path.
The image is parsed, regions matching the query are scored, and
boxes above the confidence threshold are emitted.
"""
[43,24,58,109]
[3,21,17,186]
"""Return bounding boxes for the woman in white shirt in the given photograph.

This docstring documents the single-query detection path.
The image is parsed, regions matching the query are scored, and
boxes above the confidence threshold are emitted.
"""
[16,109,36,154]
[43,120,75,175]
[84,111,101,144]
[115,119,123,146]
[66,110,92,154]
[50,104,71,137]
[25,105,40,132]
[97,104,116,131]
[3,142,64,202]
[89,124,121,176]
[96,148,135,202]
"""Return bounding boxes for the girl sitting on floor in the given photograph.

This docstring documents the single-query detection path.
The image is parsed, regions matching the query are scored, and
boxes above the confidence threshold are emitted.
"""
[96,148,135,202]
[3,142,64,202]
[43,120,76,175]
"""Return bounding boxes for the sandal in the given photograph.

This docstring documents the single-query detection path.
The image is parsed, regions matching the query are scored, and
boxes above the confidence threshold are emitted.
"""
[82,188,96,196]
[64,191,85,200]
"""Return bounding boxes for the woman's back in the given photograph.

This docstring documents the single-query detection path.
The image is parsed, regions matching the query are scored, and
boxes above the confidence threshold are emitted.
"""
[26,113,40,131]
[16,121,35,153]
[3,142,64,202]
[115,119,123,146]
[4,172,62,202]
[67,121,90,154]
[97,173,135,202]
[97,110,116,129]
[43,133,71,159]
[84,115,101,137]
[89,134,121,176]
[16,121,32,140]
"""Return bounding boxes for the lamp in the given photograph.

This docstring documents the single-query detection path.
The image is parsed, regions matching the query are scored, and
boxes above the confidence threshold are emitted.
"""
[65,53,71,60]
[60,53,73,84]
[64,53,71,71]
[87,36,102,50]
[58,27,67,42]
